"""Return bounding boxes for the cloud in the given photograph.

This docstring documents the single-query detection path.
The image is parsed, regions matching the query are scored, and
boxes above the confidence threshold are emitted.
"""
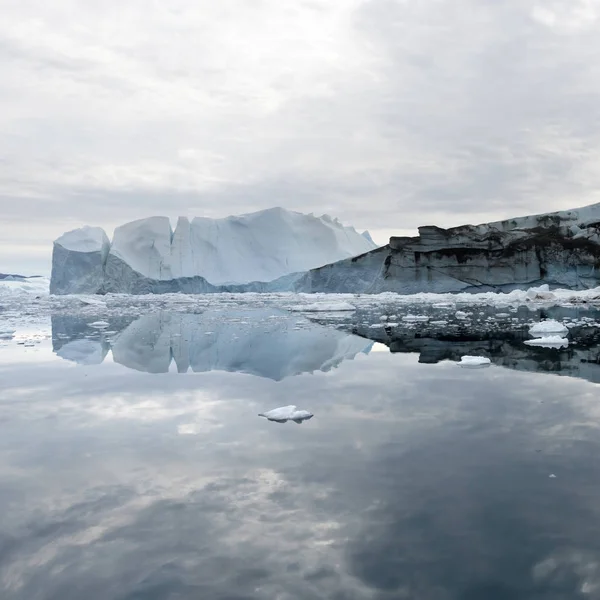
[2,0,600,272]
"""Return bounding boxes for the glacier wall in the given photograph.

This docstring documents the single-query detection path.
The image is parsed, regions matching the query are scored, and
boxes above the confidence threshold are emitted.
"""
[51,208,376,294]
[292,203,600,294]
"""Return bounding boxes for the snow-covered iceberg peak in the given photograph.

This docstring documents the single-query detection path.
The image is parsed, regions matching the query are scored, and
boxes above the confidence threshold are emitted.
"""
[51,207,377,294]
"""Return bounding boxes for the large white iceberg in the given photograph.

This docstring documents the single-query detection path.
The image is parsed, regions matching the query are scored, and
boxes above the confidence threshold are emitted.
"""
[51,208,376,294]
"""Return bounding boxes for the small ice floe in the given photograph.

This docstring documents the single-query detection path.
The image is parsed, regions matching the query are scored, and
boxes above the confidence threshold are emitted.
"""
[402,314,429,322]
[549,474,557,478]
[524,336,569,348]
[529,320,568,337]
[455,311,470,319]
[457,355,492,368]
[526,285,556,302]
[88,320,110,329]
[258,405,314,424]
[75,296,107,307]
[289,302,355,312]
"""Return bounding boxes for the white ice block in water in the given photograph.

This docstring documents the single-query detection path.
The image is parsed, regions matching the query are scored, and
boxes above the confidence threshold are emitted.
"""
[528,320,569,337]
[290,301,356,312]
[457,355,492,368]
[258,405,314,423]
[524,336,569,348]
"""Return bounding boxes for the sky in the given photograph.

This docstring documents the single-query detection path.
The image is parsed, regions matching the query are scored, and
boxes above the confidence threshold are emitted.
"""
[2,0,600,274]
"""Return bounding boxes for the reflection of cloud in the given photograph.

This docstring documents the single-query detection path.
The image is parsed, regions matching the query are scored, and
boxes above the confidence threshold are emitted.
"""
[6,333,600,597]
[534,550,600,595]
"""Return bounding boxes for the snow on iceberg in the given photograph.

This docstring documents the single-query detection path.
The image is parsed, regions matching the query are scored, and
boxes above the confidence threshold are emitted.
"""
[524,336,569,348]
[529,320,569,337]
[258,405,314,423]
[457,355,492,368]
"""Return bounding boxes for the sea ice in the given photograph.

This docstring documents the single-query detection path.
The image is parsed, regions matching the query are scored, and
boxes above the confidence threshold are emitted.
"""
[457,355,492,368]
[258,405,314,423]
[290,301,356,312]
[524,336,569,348]
[529,320,569,337]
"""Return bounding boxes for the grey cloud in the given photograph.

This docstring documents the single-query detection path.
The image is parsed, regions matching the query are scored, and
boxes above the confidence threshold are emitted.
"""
[2,0,600,272]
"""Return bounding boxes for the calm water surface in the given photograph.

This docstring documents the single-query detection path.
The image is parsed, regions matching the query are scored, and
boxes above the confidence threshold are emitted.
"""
[1,308,600,599]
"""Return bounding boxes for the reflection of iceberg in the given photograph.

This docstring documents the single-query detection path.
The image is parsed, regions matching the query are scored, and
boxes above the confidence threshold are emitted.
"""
[353,322,600,384]
[53,310,372,380]
[56,339,109,365]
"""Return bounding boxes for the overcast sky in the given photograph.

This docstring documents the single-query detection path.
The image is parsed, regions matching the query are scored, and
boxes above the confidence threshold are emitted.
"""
[2,0,600,274]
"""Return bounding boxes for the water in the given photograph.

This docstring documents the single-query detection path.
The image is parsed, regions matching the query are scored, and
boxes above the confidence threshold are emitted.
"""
[2,306,600,599]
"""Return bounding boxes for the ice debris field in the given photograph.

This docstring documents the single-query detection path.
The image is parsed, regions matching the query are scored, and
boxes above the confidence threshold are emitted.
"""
[3,277,600,364]
[4,277,600,315]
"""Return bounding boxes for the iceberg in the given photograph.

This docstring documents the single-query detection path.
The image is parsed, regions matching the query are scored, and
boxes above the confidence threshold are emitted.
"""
[528,320,569,337]
[50,226,110,294]
[51,208,377,294]
[524,336,569,348]
[258,405,314,423]
[457,355,492,368]
[292,203,600,294]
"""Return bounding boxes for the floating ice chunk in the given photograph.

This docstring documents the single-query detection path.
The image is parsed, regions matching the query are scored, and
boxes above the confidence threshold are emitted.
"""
[457,355,492,368]
[75,296,107,307]
[455,311,470,319]
[88,321,110,329]
[524,336,569,348]
[529,320,568,337]
[526,285,556,302]
[258,405,314,423]
[290,302,356,312]
[402,314,429,322]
